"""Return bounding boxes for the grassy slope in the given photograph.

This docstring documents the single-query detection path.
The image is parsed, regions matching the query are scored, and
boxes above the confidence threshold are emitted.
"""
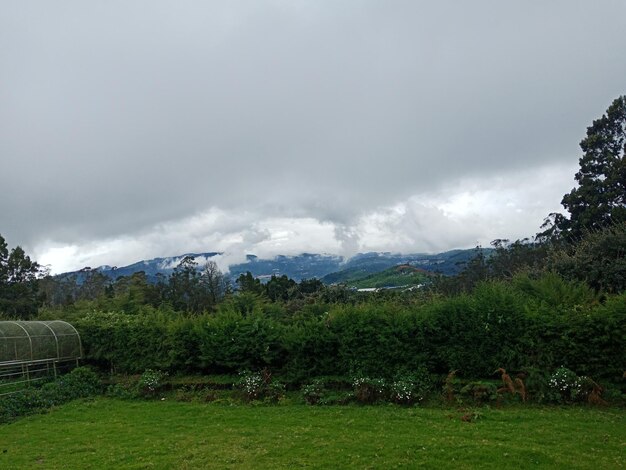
[0,399,624,469]
[349,265,431,289]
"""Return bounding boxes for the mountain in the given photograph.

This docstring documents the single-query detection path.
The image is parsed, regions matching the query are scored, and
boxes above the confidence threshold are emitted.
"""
[228,253,344,281]
[57,248,488,284]
[320,249,488,284]
[57,252,221,284]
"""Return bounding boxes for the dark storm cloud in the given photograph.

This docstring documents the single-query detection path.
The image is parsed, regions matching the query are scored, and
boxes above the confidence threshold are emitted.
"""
[1,1,625,264]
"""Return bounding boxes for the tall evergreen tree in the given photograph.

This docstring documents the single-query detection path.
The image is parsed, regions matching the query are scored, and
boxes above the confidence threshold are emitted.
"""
[541,96,626,240]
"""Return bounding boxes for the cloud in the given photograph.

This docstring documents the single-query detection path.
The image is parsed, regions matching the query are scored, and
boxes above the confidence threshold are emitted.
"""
[1,1,624,272]
[34,161,576,274]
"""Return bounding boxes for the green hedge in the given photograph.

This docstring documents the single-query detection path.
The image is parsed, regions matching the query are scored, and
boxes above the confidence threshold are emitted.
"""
[74,276,626,381]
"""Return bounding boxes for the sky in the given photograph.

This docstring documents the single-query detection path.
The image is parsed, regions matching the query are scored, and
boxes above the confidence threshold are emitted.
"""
[1,1,625,274]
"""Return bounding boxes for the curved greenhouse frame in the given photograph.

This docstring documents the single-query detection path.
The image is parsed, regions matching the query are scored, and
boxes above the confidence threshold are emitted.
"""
[0,321,83,395]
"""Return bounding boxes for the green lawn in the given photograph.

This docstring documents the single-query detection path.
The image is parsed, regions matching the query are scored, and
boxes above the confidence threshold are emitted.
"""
[0,399,624,469]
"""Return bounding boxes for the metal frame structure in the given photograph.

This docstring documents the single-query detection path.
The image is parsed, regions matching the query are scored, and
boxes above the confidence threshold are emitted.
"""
[0,321,83,396]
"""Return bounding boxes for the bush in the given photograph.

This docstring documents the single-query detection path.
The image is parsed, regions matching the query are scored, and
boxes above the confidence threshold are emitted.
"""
[300,377,355,405]
[236,369,285,403]
[390,370,432,405]
[352,377,387,404]
[459,382,498,404]
[138,369,168,397]
[0,366,101,423]
[301,379,325,405]
[548,366,584,403]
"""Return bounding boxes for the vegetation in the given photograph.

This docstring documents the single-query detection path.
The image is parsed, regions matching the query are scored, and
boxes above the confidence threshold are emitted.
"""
[0,399,623,469]
[540,95,626,241]
[0,367,101,423]
[0,234,42,319]
[59,273,624,390]
[348,264,431,289]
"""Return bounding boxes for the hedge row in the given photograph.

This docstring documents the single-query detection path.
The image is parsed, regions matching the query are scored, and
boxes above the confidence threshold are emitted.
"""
[74,276,626,381]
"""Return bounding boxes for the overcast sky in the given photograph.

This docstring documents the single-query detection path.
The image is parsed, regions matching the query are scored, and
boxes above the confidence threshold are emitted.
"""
[1,1,625,274]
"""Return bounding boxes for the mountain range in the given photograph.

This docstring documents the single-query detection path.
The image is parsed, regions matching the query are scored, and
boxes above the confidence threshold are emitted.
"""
[58,248,487,285]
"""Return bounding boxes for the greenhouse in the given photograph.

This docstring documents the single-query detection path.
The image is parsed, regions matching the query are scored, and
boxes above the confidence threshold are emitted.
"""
[0,320,83,395]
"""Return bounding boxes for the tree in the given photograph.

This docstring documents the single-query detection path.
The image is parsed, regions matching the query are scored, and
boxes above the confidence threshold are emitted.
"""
[549,222,626,294]
[431,246,489,295]
[0,234,42,318]
[200,260,230,306]
[264,274,298,302]
[299,278,324,295]
[168,256,207,313]
[77,269,110,301]
[236,271,264,295]
[488,238,548,279]
[541,96,626,240]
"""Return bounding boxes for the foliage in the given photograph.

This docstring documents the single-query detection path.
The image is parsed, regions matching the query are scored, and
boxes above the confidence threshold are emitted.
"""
[541,95,626,241]
[547,366,591,404]
[236,271,264,295]
[301,379,325,405]
[69,273,625,389]
[348,265,430,289]
[76,311,176,373]
[459,381,498,404]
[172,385,218,403]
[433,240,550,295]
[0,234,42,319]
[138,369,168,397]
[352,377,387,404]
[105,376,142,400]
[549,222,626,293]
[236,369,285,403]
[0,366,101,423]
[389,368,432,405]
[39,258,230,315]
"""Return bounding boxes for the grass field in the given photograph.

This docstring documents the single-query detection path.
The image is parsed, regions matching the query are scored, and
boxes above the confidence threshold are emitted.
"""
[0,398,624,469]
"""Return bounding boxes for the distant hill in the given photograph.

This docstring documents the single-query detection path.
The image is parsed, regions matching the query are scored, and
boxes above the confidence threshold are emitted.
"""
[57,248,489,284]
[57,252,344,284]
[347,264,433,289]
[320,249,488,284]
[229,253,343,281]
[57,252,221,284]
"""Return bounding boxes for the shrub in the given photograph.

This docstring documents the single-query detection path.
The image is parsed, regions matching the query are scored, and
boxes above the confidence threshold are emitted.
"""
[352,377,387,404]
[390,370,432,405]
[0,366,101,423]
[106,381,139,399]
[548,366,584,403]
[236,369,285,403]
[459,382,498,404]
[301,379,325,405]
[138,369,168,397]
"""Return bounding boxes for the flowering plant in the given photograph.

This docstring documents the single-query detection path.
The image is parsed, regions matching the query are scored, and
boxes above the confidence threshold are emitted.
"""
[549,366,583,402]
[138,369,167,397]
[237,369,285,402]
[301,380,324,405]
[352,377,387,404]
[238,370,265,400]
[390,379,424,405]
